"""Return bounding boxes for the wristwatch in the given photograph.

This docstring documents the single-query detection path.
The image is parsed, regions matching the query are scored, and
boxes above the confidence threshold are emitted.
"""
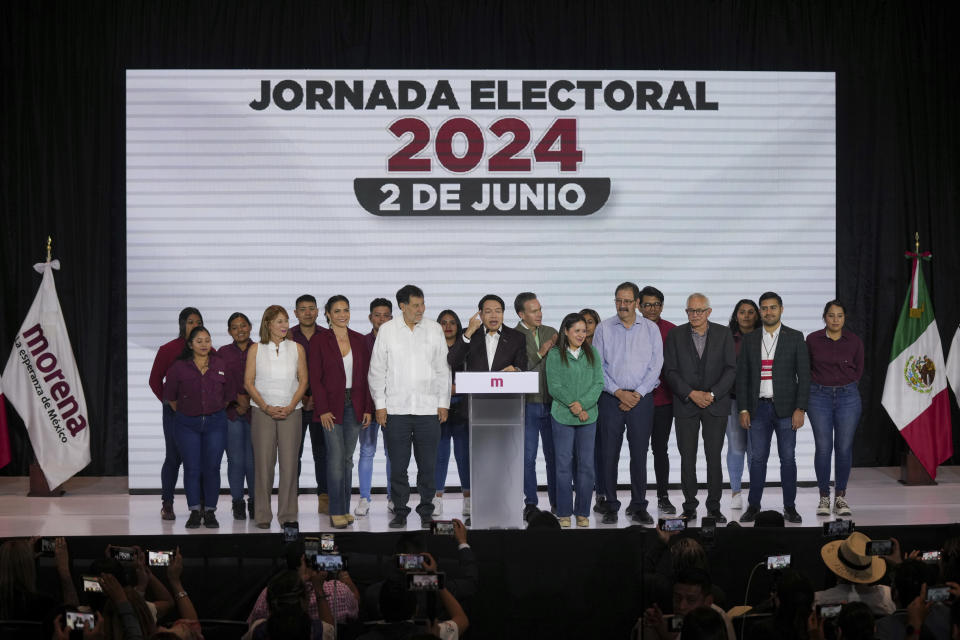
[709,391,715,399]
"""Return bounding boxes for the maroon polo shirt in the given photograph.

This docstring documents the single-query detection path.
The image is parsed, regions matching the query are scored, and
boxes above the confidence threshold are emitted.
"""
[289,324,326,397]
[806,328,865,387]
[219,341,252,422]
[163,355,237,417]
[365,330,376,356]
[653,318,676,406]
[149,338,184,401]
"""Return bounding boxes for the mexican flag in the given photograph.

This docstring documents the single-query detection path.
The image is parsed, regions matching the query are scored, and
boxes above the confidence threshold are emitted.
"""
[881,255,953,478]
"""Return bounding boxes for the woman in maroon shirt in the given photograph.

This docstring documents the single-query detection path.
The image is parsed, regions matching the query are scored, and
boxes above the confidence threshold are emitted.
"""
[806,300,864,517]
[309,295,373,528]
[163,326,237,529]
[221,312,255,521]
[148,306,203,521]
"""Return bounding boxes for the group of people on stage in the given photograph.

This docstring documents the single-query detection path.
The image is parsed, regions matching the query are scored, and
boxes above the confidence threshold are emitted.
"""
[149,281,863,530]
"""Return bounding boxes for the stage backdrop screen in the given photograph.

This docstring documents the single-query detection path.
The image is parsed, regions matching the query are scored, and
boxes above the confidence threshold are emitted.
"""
[127,70,835,491]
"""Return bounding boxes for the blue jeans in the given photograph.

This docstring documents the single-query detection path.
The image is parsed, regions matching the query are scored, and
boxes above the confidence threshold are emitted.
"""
[746,400,797,509]
[298,409,328,494]
[226,417,255,502]
[357,422,391,500]
[597,391,654,512]
[383,414,441,517]
[436,415,470,492]
[524,402,556,507]
[322,405,362,516]
[725,399,751,494]
[552,417,596,518]
[808,382,862,494]
[161,404,182,503]
[173,410,227,511]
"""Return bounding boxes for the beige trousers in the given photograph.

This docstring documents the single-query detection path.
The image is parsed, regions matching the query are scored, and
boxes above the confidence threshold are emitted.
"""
[251,407,303,525]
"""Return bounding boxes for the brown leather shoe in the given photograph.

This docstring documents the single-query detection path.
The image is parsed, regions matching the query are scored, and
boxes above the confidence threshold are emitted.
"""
[317,493,330,514]
[161,500,175,521]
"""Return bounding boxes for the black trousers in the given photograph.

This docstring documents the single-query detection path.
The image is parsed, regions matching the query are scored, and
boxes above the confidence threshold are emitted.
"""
[674,410,726,512]
[651,403,674,497]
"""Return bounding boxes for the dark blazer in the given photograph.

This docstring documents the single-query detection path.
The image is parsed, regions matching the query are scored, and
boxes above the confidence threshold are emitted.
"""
[663,321,737,418]
[735,324,811,418]
[447,325,528,372]
[308,328,374,424]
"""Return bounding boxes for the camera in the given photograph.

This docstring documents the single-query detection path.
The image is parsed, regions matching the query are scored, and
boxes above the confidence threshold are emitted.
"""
[926,586,950,603]
[921,550,941,563]
[431,520,456,536]
[667,615,684,632]
[315,553,346,572]
[396,553,426,570]
[148,550,173,567]
[817,603,842,619]
[659,518,686,532]
[822,519,855,537]
[865,540,893,556]
[82,576,102,593]
[110,546,136,563]
[66,611,96,631]
[36,537,56,557]
[282,522,300,543]
[766,554,791,570]
[321,533,335,552]
[406,572,445,592]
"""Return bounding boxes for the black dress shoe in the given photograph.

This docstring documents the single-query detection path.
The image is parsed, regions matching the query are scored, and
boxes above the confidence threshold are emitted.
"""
[232,499,246,521]
[783,506,802,523]
[681,509,697,521]
[185,510,202,529]
[523,503,540,522]
[420,513,433,529]
[593,496,607,514]
[203,511,219,529]
[739,505,760,522]
[706,509,727,524]
[631,509,654,525]
[602,511,619,524]
[658,497,677,515]
[388,514,407,529]
[625,504,636,516]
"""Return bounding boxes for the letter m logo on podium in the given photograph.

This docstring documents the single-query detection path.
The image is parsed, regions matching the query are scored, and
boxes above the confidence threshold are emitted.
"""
[490,378,504,388]
[455,372,538,394]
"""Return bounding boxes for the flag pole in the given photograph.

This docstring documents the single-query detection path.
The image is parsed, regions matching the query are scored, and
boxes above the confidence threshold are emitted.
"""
[46,235,52,263]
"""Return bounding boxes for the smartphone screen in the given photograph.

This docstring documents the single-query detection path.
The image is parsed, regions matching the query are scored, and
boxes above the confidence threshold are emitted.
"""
[407,572,444,591]
[667,615,684,632]
[926,586,950,603]
[82,576,102,593]
[767,554,791,570]
[818,604,842,618]
[431,520,455,536]
[921,550,941,563]
[865,540,893,556]
[321,534,335,552]
[148,550,172,567]
[822,520,854,537]
[659,518,686,532]
[396,553,425,570]
[282,524,299,543]
[315,553,345,572]
[66,611,96,631]
[37,537,56,557]
[111,546,136,563]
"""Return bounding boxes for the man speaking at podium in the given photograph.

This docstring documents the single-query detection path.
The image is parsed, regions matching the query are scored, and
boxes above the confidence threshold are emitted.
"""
[447,294,528,373]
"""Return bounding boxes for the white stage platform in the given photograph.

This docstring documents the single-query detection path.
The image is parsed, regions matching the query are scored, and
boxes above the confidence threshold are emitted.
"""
[1,467,958,538]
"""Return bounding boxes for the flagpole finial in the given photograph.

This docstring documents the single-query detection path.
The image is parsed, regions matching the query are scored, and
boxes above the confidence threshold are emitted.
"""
[915,232,919,255]
[46,236,52,263]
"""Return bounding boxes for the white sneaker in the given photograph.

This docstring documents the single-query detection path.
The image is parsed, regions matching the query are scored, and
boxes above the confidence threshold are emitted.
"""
[817,496,831,516]
[433,495,444,515]
[354,497,370,517]
[462,496,471,516]
[834,496,852,516]
[387,500,395,514]
[730,493,743,510]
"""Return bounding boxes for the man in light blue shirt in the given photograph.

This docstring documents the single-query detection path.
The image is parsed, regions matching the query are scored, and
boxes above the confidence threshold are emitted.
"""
[591,281,664,525]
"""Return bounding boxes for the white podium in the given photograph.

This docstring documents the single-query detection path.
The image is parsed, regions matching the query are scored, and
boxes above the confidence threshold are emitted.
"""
[456,371,538,529]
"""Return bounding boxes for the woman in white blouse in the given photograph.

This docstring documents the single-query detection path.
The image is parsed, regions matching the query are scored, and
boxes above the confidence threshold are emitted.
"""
[309,296,373,529]
[244,305,308,529]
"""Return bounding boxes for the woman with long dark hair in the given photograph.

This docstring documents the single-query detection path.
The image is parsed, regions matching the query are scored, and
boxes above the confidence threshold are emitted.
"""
[309,295,373,529]
[163,326,237,528]
[221,312,256,520]
[806,300,864,517]
[434,309,471,517]
[579,308,601,347]
[149,306,204,521]
[545,312,604,528]
[725,299,760,510]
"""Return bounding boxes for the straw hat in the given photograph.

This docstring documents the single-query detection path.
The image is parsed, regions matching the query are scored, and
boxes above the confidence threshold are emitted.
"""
[820,531,886,584]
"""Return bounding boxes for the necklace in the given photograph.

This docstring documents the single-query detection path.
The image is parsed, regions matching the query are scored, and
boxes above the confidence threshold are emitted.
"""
[762,331,779,359]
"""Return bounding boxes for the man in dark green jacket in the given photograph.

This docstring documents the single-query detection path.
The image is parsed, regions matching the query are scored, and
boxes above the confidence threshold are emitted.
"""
[735,291,810,524]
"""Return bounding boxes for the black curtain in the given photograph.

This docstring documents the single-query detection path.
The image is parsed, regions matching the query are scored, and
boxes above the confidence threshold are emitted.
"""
[2,0,958,476]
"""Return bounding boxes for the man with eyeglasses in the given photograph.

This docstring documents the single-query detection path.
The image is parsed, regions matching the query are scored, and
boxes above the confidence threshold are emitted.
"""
[638,285,678,516]
[591,281,664,525]
[663,293,736,523]
[735,291,810,524]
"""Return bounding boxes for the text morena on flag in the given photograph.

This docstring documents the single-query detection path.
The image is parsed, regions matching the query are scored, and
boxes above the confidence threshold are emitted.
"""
[880,248,953,479]
[1,259,91,487]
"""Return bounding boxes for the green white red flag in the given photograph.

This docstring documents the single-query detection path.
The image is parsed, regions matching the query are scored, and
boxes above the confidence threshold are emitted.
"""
[880,251,953,478]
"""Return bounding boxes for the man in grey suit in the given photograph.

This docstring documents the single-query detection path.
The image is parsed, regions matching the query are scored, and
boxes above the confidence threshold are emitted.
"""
[663,293,737,523]
[735,291,810,524]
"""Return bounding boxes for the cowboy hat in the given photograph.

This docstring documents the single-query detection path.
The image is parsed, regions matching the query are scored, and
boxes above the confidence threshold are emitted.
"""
[820,531,886,584]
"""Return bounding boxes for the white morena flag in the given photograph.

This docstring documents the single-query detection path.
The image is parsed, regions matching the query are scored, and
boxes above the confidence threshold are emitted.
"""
[2,258,91,487]
[880,248,953,479]
[947,324,960,408]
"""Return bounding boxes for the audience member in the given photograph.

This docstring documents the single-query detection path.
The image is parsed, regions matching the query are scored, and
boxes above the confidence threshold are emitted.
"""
[242,570,334,640]
[0,537,77,626]
[744,569,814,640]
[638,567,734,640]
[816,532,895,615]
[680,605,729,640]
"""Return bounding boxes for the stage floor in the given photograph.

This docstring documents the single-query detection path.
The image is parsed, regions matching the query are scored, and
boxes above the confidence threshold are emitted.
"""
[1,466,958,538]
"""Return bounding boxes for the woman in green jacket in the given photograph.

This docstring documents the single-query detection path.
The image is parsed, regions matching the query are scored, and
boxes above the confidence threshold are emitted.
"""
[545,312,605,528]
